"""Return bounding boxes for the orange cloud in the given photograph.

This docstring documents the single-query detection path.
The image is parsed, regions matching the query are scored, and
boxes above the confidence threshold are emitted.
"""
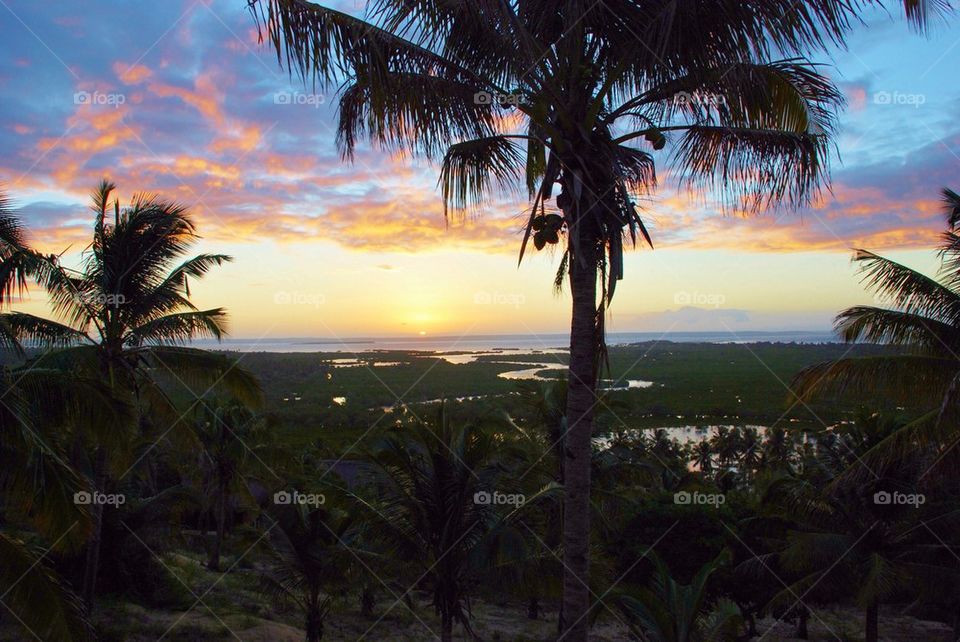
[114,62,153,85]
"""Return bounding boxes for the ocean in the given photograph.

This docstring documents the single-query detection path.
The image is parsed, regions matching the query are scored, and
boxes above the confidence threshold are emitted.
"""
[194,330,839,353]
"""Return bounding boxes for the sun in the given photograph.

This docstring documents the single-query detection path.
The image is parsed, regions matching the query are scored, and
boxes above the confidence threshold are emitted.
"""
[418,330,427,336]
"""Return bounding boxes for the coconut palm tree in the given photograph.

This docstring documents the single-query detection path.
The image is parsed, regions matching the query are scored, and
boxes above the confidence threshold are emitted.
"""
[761,469,942,642]
[607,553,743,642]
[0,361,135,642]
[261,503,358,642]
[793,188,960,476]
[738,427,763,477]
[0,180,261,611]
[193,401,270,571]
[359,403,554,642]
[0,195,142,640]
[761,427,797,473]
[250,1,943,635]
[691,441,714,477]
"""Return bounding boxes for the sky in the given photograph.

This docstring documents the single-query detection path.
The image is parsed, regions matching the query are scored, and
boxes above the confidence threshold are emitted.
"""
[1,1,958,340]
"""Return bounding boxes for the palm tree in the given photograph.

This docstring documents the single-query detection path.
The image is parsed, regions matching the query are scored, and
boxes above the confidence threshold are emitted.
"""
[250,2,942,635]
[793,188,960,476]
[261,503,357,642]
[711,427,741,472]
[0,180,261,610]
[761,475,935,642]
[193,401,269,571]
[738,427,763,477]
[761,427,796,473]
[0,361,136,642]
[691,441,714,476]
[607,553,743,642]
[0,195,140,640]
[359,403,552,642]
[754,414,956,642]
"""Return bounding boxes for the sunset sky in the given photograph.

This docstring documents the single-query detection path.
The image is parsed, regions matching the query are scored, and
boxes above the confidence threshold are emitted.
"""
[1,1,959,340]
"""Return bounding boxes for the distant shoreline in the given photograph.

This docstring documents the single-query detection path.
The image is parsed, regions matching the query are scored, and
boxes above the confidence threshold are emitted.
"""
[189,331,841,354]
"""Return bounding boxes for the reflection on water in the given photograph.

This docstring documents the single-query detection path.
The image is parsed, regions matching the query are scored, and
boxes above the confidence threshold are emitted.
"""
[497,363,568,381]
[594,425,770,448]
[325,359,408,368]
[437,348,568,365]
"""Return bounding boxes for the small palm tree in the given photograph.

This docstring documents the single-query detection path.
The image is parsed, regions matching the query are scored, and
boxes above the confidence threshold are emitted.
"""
[607,553,743,642]
[261,503,357,642]
[794,188,960,475]
[757,415,949,642]
[710,427,741,472]
[193,401,269,571]
[691,441,714,476]
[0,180,261,610]
[761,427,796,473]
[738,427,763,477]
[360,404,552,642]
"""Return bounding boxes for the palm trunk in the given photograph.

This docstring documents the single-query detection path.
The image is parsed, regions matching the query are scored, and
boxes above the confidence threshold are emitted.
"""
[360,585,375,617]
[561,226,600,641]
[865,600,879,642]
[82,448,107,612]
[306,599,323,642]
[796,607,808,639]
[441,612,453,642]
[527,595,540,620]
[207,478,227,571]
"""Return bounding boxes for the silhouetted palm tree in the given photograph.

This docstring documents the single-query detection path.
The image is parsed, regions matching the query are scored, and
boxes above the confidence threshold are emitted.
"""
[794,189,960,476]
[0,180,261,610]
[360,404,553,642]
[691,441,714,476]
[194,401,269,571]
[262,503,358,642]
[608,553,743,642]
[251,1,942,633]
[761,427,796,473]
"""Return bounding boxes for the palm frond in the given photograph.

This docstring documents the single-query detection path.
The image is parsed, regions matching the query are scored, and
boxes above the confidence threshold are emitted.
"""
[338,73,501,160]
[439,136,527,215]
[851,249,960,324]
[127,309,229,346]
[0,312,88,353]
[0,533,93,642]
[138,346,263,408]
[834,305,960,351]
[791,355,957,406]
[673,125,830,211]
